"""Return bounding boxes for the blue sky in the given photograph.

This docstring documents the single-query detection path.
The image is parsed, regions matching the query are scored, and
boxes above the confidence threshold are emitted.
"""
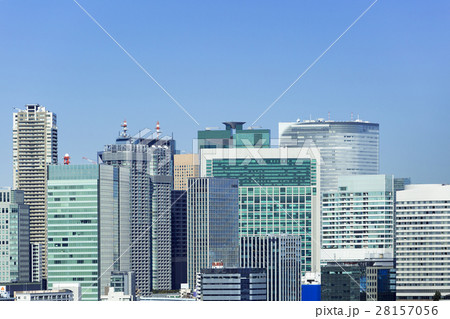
[0,0,449,185]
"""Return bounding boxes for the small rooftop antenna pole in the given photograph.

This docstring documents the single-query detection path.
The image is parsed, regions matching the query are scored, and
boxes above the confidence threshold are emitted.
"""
[121,119,128,137]
[351,112,354,121]
[156,121,161,139]
[328,111,330,121]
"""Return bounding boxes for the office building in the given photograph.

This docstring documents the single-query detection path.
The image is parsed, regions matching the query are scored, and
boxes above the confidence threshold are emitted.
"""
[396,184,450,300]
[13,104,58,278]
[47,164,131,301]
[321,258,395,301]
[321,261,364,301]
[198,121,270,150]
[171,190,187,290]
[15,289,75,301]
[366,260,396,301]
[196,265,267,301]
[0,188,30,283]
[240,234,302,301]
[98,122,174,294]
[322,175,395,261]
[201,147,321,274]
[279,119,379,194]
[187,177,239,290]
[174,154,199,190]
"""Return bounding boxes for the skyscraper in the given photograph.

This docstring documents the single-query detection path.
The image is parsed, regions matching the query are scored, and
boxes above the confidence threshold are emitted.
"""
[321,175,395,261]
[0,188,30,283]
[396,184,450,300]
[98,123,174,293]
[279,119,379,194]
[13,104,58,278]
[198,121,270,150]
[171,190,187,290]
[187,177,240,290]
[240,235,302,301]
[200,147,321,274]
[174,154,199,191]
[47,164,131,301]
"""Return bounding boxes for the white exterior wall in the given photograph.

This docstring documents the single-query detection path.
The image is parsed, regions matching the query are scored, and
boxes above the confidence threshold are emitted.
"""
[396,184,450,300]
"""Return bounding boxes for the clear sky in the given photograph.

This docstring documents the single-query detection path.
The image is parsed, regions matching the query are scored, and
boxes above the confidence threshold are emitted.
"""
[0,0,449,185]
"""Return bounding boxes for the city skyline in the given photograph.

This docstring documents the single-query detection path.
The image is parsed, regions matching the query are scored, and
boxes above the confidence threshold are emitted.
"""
[1,1,449,183]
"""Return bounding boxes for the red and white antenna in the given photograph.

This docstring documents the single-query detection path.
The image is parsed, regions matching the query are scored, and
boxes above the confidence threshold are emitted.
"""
[156,121,161,139]
[121,119,128,137]
[64,153,70,165]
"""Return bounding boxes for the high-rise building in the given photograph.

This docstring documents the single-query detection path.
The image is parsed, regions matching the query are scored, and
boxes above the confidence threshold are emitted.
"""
[171,190,187,290]
[0,188,30,283]
[13,104,58,278]
[198,121,270,150]
[200,147,321,274]
[47,164,131,301]
[196,265,267,301]
[174,154,199,191]
[240,235,302,301]
[187,177,239,290]
[279,119,379,194]
[396,184,450,300]
[321,175,395,261]
[98,123,174,294]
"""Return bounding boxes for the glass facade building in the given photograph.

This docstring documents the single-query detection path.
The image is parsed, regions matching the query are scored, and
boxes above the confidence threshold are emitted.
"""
[322,175,395,261]
[0,188,30,283]
[240,235,302,301]
[171,190,187,290]
[187,178,239,291]
[47,164,131,301]
[198,121,270,150]
[279,119,379,194]
[200,147,321,274]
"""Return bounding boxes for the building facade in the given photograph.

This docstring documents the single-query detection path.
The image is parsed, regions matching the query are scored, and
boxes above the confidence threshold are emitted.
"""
[174,154,199,191]
[47,164,131,301]
[396,184,450,300]
[322,175,395,261]
[196,267,267,301]
[200,147,321,274]
[279,119,379,194]
[198,121,270,150]
[98,124,174,294]
[240,234,302,301]
[171,190,187,290]
[0,188,30,283]
[187,178,239,290]
[13,104,58,278]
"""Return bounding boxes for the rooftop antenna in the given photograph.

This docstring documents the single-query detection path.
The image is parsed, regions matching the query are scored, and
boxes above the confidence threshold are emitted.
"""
[156,121,161,139]
[328,111,330,121]
[120,119,128,137]
[63,154,70,165]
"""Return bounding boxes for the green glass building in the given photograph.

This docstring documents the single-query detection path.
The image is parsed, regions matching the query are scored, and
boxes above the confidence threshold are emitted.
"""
[198,121,270,150]
[47,164,130,301]
[200,147,321,275]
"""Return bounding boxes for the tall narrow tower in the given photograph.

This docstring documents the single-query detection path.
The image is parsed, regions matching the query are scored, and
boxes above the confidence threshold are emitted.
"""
[13,104,58,279]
